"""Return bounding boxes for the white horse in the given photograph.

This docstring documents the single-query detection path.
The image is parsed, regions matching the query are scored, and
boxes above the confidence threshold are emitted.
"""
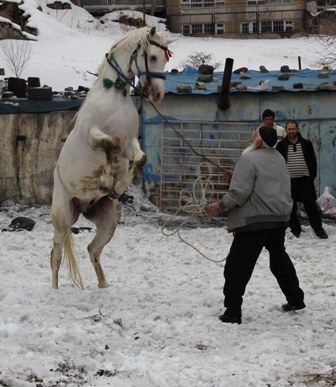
[51,26,175,289]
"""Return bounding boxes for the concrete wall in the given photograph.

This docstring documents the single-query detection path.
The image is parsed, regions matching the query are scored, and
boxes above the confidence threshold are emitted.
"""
[0,110,76,205]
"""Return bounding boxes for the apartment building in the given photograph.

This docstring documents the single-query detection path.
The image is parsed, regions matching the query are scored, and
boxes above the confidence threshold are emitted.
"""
[77,0,335,37]
[166,0,307,37]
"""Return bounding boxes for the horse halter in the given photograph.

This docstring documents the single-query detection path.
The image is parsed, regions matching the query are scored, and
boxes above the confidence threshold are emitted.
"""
[128,38,172,98]
[105,36,172,98]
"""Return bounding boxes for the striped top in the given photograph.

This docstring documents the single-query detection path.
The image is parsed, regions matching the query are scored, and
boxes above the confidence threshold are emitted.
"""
[286,143,310,178]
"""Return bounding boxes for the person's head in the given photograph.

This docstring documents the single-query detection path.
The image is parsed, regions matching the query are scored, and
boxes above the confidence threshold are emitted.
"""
[243,126,277,154]
[262,109,275,127]
[258,126,278,148]
[285,120,300,142]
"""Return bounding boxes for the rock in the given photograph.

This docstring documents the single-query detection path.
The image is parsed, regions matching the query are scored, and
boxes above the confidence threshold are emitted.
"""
[318,71,329,79]
[272,86,285,92]
[2,91,15,99]
[140,203,156,212]
[2,217,36,232]
[71,227,93,234]
[230,81,243,87]
[235,83,247,90]
[195,81,206,90]
[197,74,213,82]
[316,82,336,90]
[239,72,251,79]
[293,82,304,89]
[259,65,269,73]
[198,64,214,75]
[280,65,290,73]
[233,67,248,74]
[176,85,192,93]
[278,73,290,81]
[119,193,134,204]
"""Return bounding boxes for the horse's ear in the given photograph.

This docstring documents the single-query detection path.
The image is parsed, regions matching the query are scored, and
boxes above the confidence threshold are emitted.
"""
[165,35,179,45]
[149,26,156,37]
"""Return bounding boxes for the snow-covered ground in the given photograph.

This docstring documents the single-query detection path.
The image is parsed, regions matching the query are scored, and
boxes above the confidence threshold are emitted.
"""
[1,185,336,386]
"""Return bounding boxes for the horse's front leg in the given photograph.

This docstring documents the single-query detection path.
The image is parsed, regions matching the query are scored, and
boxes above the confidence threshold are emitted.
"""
[83,196,121,288]
[113,154,147,196]
[114,137,147,195]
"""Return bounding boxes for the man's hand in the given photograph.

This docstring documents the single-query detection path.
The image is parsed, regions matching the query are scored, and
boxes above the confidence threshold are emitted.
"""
[223,168,233,183]
[206,202,221,217]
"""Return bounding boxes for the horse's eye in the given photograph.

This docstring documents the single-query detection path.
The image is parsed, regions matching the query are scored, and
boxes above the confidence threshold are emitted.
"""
[150,55,157,62]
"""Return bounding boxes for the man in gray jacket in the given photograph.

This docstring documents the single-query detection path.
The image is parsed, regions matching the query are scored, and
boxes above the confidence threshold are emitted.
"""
[207,126,305,324]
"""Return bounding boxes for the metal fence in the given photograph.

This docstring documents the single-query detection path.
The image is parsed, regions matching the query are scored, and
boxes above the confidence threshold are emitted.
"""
[159,120,255,213]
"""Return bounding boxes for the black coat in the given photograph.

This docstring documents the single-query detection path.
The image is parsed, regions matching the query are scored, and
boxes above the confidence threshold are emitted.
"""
[276,133,317,180]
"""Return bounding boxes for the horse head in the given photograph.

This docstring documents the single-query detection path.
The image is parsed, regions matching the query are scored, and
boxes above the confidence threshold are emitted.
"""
[130,26,177,104]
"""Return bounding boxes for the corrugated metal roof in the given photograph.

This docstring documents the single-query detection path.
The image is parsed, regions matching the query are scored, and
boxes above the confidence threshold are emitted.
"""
[164,67,336,95]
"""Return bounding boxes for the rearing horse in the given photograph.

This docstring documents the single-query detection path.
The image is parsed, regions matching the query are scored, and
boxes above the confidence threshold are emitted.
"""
[51,26,175,289]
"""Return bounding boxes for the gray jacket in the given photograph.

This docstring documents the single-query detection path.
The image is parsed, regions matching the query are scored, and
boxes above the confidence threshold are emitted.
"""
[221,147,292,232]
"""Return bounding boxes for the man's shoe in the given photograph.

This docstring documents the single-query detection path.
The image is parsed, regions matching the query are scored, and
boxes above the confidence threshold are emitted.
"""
[314,228,328,239]
[218,314,242,324]
[281,301,306,312]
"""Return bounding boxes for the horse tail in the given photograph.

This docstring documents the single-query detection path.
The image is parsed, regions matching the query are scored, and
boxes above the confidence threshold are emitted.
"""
[64,231,84,289]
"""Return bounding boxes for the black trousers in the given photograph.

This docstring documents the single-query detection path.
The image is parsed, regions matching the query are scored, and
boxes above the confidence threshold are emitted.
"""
[290,176,322,233]
[223,227,304,316]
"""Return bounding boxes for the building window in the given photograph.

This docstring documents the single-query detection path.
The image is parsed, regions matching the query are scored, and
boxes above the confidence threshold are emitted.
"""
[252,22,259,33]
[182,25,190,35]
[261,21,272,32]
[248,0,266,5]
[191,0,203,8]
[248,0,289,4]
[182,23,223,35]
[192,24,203,34]
[204,23,214,34]
[182,0,224,7]
[241,22,249,33]
[215,23,225,34]
[240,20,293,34]
[284,20,293,32]
[273,20,284,32]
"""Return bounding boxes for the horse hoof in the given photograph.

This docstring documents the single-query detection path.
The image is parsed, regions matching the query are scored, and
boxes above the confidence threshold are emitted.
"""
[108,191,119,200]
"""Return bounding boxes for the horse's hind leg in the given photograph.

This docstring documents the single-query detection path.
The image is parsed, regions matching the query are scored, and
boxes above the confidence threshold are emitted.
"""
[83,196,121,288]
[50,210,70,289]
[50,175,80,289]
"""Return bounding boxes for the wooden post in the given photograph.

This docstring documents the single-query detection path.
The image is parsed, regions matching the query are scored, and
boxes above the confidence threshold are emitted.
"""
[218,58,234,111]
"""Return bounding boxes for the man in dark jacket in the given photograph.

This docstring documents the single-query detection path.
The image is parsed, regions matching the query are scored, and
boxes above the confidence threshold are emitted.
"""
[207,126,305,324]
[276,121,328,239]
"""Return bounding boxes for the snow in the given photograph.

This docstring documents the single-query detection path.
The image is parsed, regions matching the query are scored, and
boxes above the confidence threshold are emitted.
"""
[1,2,336,386]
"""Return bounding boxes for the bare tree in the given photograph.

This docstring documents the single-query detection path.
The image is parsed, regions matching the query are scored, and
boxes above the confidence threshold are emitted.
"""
[183,52,222,70]
[1,40,32,78]
[307,2,336,66]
